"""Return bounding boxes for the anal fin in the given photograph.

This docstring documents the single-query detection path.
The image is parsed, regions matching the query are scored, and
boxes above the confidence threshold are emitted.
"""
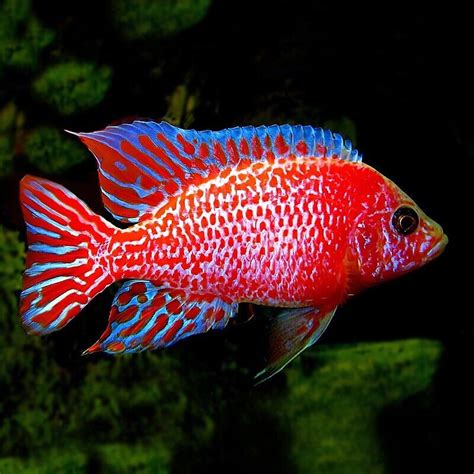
[84,280,238,354]
[255,306,337,384]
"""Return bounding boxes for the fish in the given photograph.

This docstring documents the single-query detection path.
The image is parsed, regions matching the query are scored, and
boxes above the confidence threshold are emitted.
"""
[19,121,448,382]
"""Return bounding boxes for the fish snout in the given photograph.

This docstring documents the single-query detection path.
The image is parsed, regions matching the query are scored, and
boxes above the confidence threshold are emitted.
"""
[426,233,448,260]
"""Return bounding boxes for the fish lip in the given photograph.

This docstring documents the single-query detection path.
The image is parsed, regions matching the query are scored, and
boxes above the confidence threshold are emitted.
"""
[427,234,449,260]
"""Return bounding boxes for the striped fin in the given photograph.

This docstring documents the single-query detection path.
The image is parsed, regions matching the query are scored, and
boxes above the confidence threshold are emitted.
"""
[75,121,361,223]
[255,306,337,384]
[19,175,118,335]
[84,280,238,354]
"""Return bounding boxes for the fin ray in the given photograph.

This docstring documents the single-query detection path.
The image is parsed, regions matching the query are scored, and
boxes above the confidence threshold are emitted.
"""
[84,280,238,354]
[19,176,117,335]
[77,121,361,223]
[255,306,337,384]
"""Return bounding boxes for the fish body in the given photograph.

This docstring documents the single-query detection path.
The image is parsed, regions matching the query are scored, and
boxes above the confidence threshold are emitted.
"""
[19,121,448,381]
[114,158,360,305]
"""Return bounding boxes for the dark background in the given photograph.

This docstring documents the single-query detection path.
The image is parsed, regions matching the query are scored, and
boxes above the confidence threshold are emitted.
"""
[0,1,471,472]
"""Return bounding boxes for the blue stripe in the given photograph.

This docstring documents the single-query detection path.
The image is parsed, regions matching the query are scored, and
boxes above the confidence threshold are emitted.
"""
[22,276,73,295]
[24,204,71,234]
[26,259,85,276]
[25,188,69,223]
[99,166,158,199]
[29,243,78,255]
[26,223,60,239]
[101,188,151,213]
[87,129,175,184]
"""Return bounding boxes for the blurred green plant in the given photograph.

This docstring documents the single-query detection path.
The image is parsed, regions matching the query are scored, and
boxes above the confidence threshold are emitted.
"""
[24,126,88,173]
[0,450,88,474]
[0,225,64,455]
[163,84,198,128]
[0,442,171,474]
[32,62,112,116]
[0,135,13,177]
[96,441,171,473]
[111,0,212,40]
[0,334,442,473]
[69,353,187,446]
[0,0,55,73]
[0,102,25,177]
[278,339,442,474]
[0,102,19,134]
[0,225,24,309]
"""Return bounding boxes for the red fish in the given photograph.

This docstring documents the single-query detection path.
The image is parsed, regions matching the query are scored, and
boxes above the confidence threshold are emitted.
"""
[19,121,448,381]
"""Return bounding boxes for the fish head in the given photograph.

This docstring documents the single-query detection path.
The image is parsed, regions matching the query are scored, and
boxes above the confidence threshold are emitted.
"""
[347,179,448,289]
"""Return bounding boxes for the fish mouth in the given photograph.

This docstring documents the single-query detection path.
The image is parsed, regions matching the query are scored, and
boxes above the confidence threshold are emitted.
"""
[426,234,449,260]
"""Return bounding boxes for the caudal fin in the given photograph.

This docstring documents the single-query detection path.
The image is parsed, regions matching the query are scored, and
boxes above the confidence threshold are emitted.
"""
[19,175,118,335]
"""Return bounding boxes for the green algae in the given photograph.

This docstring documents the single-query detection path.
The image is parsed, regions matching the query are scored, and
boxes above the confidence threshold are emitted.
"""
[0,134,13,177]
[0,225,24,304]
[0,0,54,73]
[0,101,25,177]
[163,84,199,128]
[111,0,211,40]
[32,62,112,116]
[24,126,88,173]
[0,333,442,473]
[273,339,443,474]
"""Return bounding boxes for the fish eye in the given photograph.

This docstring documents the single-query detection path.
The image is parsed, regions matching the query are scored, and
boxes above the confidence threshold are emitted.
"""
[392,206,419,235]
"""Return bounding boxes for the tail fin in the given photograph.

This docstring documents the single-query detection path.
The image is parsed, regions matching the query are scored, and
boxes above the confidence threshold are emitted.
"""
[19,175,118,335]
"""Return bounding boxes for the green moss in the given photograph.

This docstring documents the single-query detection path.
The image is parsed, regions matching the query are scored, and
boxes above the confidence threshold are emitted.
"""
[111,0,211,40]
[70,353,187,446]
[0,226,64,455]
[0,226,24,307]
[32,62,112,116]
[0,102,18,133]
[272,339,443,474]
[0,450,88,474]
[97,441,171,473]
[0,0,31,23]
[0,0,55,72]
[163,84,198,128]
[24,126,88,173]
[0,102,25,177]
[0,135,14,177]
[0,442,170,473]
[0,338,442,472]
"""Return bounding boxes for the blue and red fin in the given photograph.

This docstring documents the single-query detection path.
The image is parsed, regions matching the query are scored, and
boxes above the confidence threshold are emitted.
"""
[19,175,117,335]
[83,280,238,354]
[74,121,361,223]
[254,306,338,384]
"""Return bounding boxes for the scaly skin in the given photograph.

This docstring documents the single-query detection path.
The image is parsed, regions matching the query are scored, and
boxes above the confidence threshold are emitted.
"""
[108,157,399,309]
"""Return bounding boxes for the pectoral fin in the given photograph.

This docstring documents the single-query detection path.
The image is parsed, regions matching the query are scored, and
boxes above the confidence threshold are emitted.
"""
[255,306,337,384]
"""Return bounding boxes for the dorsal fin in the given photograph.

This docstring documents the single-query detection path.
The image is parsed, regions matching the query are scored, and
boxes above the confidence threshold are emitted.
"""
[76,121,361,223]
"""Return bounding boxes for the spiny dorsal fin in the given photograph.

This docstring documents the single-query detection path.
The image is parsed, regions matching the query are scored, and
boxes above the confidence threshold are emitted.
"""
[76,121,361,223]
